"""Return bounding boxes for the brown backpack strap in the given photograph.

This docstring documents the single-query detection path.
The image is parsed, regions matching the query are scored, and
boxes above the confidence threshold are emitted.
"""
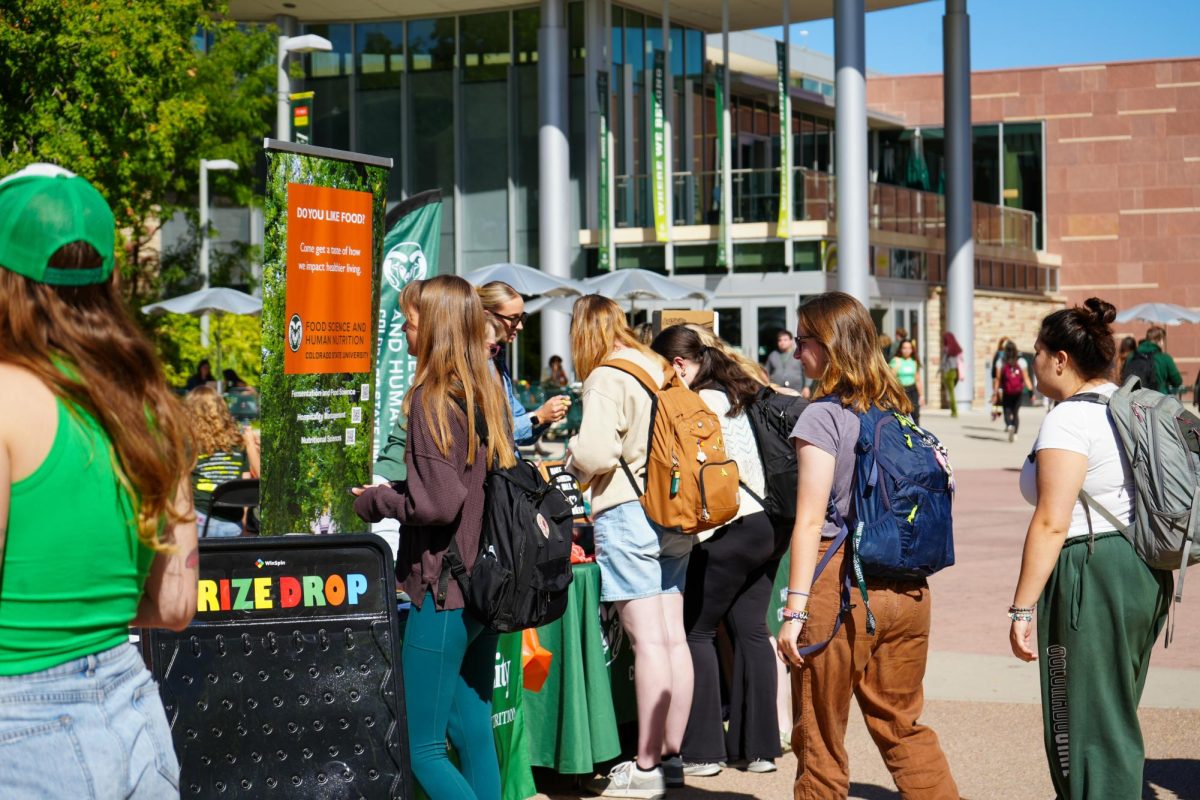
[601,359,666,396]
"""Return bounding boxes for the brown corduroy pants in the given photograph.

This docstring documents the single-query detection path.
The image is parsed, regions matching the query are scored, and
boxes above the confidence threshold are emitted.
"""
[790,541,959,800]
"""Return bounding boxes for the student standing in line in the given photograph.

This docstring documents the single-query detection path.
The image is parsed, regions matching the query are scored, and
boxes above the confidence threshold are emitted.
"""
[994,340,1034,442]
[1009,298,1171,800]
[889,339,923,425]
[777,292,958,800]
[651,325,788,778]
[353,275,515,800]
[566,295,691,799]
[0,164,198,797]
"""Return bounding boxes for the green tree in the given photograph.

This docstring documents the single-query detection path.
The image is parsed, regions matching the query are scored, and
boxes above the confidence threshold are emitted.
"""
[0,0,276,305]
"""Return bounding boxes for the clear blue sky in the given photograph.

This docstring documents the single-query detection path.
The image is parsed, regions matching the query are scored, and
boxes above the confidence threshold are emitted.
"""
[760,0,1200,75]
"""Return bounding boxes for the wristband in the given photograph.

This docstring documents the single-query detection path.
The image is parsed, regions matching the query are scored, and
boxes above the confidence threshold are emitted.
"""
[1007,604,1035,622]
[780,608,809,623]
[786,589,809,598]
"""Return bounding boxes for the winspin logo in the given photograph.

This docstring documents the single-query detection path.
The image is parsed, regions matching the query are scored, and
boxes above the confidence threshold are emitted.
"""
[254,558,286,569]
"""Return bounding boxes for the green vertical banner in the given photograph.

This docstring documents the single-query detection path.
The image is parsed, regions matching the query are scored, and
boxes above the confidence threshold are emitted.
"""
[289,91,314,145]
[715,65,728,269]
[493,633,536,800]
[374,190,442,472]
[651,49,668,243]
[776,41,791,239]
[261,141,391,535]
[597,70,613,272]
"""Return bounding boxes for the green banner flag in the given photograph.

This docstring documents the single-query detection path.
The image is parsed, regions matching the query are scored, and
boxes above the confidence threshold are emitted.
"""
[597,70,613,272]
[261,141,390,535]
[373,190,442,480]
[776,42,791,239]
[651,49,668,243]
[289,91,314,145]
[715,65,728,269]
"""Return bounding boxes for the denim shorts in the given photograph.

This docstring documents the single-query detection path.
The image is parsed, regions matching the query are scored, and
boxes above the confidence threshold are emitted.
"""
[197,510,243,538]
[593,500,692,602]
[0,643,180,798]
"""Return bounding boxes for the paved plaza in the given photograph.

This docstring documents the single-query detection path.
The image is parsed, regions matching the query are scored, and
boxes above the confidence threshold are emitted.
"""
[534,404,1200,800]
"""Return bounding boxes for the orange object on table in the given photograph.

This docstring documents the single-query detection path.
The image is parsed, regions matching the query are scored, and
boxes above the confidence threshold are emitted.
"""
[522,628,553,692]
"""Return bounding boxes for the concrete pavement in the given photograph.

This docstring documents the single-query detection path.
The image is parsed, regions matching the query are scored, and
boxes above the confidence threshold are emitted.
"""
[532,405,1200,799]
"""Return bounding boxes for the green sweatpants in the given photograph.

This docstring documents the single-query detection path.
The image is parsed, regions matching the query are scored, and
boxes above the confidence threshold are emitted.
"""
[1037,532,1172,800]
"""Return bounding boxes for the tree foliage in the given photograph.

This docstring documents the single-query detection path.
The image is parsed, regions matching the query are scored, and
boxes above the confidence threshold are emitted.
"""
[0,0,276,305]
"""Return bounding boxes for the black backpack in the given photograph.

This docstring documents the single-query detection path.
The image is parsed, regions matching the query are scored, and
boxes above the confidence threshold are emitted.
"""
[440,457,575,633]
[1122,350,1159,391]
[744,385,810,521]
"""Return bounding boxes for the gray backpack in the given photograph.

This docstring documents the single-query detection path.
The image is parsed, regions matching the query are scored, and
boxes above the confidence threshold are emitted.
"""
[1072,378,1200,608]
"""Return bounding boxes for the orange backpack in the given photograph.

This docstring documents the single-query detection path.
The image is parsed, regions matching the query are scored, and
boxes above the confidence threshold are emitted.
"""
[605,360,741,535]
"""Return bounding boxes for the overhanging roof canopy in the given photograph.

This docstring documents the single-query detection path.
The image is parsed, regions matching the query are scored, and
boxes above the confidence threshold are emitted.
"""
[230,0,931,32]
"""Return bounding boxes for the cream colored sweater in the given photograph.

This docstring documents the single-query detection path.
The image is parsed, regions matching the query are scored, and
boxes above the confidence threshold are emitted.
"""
[566,348,667,516]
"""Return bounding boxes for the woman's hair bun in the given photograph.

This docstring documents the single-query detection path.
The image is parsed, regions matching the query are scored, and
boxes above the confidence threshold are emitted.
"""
[1083,297,1117,326]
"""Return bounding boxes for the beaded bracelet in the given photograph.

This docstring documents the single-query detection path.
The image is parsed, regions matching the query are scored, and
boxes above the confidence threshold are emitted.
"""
[781,608,810,623]
[786,589,809,598]
[1007,604,1035,622]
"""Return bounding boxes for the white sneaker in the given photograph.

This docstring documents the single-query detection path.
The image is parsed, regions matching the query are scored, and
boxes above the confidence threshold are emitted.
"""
[682,760,722,777]
[746,758,777,773]
[595,761,666,799]
[1008,427,1015,443]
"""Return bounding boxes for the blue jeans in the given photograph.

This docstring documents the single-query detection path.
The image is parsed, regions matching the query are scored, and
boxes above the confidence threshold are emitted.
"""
[404,592,500,800]
[196,510,242,538]
[0,643,179,798]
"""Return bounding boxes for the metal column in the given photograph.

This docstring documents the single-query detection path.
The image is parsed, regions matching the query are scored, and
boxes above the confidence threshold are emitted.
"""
[539,0,573,375]
[720,0,733,273]
[782,0,793,270]
[944,0,974,408]
[834,0,868,303]
[662,0,673,274]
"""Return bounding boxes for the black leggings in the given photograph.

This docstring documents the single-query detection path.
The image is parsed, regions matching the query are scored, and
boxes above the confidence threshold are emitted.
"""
[681,511,790,763]
[1002,391,1023,432]
[904,384,921,425]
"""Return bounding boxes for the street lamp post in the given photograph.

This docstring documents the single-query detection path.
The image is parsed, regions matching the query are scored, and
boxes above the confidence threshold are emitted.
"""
[199,158,240,350]
[276,33,333,142]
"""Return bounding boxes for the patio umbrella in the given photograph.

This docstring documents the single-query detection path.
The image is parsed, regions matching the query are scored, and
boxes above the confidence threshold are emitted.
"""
[1114,303,1200,326]
[142,287,262,391]
[463,262,583,297]
[580,269,711,321]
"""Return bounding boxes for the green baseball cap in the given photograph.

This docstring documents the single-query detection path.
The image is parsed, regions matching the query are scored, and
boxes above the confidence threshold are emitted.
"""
[0,163,115,286]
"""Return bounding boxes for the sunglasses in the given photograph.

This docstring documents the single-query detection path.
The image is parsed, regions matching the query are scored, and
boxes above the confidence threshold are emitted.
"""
[490,310,529,327]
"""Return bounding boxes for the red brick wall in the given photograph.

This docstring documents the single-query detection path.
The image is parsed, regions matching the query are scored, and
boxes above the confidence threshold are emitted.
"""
[869,59,1200,390]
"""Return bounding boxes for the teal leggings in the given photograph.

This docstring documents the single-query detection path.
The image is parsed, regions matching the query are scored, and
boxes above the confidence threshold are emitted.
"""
[404,592,500,800]
[1037,533,1171,800]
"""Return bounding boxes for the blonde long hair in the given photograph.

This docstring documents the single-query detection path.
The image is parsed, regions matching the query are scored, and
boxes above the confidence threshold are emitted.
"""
[184,385,242,455]
[569,294,666,381]
[476,280,519,312]
[798,292,911,414]
[403,275,515,468]
[685,324,769,387]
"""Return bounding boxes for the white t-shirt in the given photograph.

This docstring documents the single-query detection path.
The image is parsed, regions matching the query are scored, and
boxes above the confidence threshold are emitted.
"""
[698,389,765,520]
[1018,383,1133,538]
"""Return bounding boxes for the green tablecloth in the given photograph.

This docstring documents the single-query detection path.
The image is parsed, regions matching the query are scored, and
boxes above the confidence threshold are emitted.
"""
[523,562,623,774]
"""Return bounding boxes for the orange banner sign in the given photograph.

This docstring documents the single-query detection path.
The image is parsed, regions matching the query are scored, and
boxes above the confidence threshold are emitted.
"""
[284,182,374,374]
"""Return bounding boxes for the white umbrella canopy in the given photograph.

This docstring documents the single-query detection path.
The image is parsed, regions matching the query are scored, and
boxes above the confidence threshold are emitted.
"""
[462,262,583,297]
[141,287,262,317]
[526,295,578,315]
[580,269,712,306]
[142,287,262,392]
[1114,302,1200,326]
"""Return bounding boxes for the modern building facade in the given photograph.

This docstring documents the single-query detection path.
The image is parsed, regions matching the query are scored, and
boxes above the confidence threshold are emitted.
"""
[226,0,1060,407]
[871,57,1200,392]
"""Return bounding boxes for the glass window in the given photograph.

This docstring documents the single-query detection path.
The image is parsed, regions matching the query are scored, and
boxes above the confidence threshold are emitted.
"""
[356,22,404,200]
[569,0,585,75]
[514,7,538,64]
[625,11,643,73]
[461,12,510,82]
[644,15,662,60]
[301,24,352,151]
[813,117,832,172]
[973,124,1000,205]
[756,306,787,363]
[669,27,684,77]
[716,307,742,348]
[408,18,455,71]
[685,29,703,79]
[513,8,540,266]
[1003,122,1044,248]
[357,22,404,88]
[611,6,623,66]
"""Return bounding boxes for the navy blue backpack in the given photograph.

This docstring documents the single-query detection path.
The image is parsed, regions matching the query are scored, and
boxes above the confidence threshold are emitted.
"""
[801,402,956,653]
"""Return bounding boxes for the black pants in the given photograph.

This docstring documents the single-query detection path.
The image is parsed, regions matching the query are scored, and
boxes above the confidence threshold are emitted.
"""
[682,511,789,763]
[1001,391,1022,432]
[904,384,921,425]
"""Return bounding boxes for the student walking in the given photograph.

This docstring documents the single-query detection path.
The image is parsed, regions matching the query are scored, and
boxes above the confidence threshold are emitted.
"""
[566,296,692,799]
[940,332,963,418]
[353,275,516,800]
[889,339,923,425]
[994,340,1033,442]
[777,292,958,800]
[1009,298,1171,800]
[0,164,198,797]
[650,325,789,778]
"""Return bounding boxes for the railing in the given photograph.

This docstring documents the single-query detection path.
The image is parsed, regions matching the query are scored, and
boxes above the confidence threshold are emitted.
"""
[612,166,1038,251]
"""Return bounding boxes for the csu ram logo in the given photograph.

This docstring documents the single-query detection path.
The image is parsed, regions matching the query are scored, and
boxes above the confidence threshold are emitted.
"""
[287,314,303,353]
[382,241,429,292]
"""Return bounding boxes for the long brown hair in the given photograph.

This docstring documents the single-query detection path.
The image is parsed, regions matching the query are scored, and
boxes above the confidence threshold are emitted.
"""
[0,243,191,550]
[476,280,520,312]
[686,324,769,387]
[402,275,515,468]
[650,325,761,416]
[569,294,666,381]
[184,385,243,455]
[798,292,911,414]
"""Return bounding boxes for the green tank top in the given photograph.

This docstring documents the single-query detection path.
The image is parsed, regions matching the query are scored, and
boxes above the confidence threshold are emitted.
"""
[0,397,154,675]
[890,357,919,387]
